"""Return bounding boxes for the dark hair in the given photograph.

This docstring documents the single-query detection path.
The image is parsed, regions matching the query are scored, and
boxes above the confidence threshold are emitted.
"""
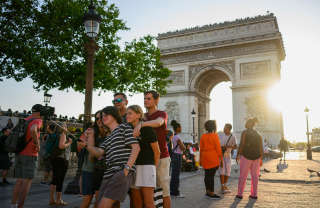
[171,120,181,132]
[31,104,43,113]
[225,123,232,131]
[1,127,9,133]
[48,123,56,132]
[93,110,101,137]
[113,92,127,100]
[205,120,217,133]
[144,90,160,100]
[101,106,122,124]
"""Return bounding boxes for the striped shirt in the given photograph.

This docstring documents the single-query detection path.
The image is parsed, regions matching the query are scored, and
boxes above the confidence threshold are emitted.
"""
[100,123,138,180]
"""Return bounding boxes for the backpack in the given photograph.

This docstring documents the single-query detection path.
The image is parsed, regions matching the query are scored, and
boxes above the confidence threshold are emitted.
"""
[43,133,58,159]
[5,118,36,153]
[242,129,262,160]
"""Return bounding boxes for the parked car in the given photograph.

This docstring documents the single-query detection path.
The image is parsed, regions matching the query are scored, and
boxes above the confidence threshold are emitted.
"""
[264,148,283,159]
[289,147,295,151]
[311,146,320,152]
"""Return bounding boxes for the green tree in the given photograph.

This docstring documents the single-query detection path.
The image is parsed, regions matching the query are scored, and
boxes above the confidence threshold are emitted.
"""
[0,0,170,94]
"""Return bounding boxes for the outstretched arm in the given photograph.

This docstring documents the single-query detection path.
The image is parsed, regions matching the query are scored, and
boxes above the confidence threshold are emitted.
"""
[83,128,105,158]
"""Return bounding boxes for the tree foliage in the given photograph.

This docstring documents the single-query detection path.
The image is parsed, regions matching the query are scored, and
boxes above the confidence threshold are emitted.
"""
[0,0,170,94]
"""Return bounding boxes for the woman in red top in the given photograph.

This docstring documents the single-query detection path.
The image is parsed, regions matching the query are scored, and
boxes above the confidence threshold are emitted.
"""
[200,120,223,199]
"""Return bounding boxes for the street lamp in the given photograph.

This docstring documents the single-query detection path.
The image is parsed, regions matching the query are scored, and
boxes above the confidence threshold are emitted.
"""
[191,109,196,143]
[44,92,52,106]
[83,0,101,129]
[304,106,312,160]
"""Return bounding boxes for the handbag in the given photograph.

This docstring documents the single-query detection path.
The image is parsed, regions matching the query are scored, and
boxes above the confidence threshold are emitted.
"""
[154,187,163,208]
[221,134,232,155]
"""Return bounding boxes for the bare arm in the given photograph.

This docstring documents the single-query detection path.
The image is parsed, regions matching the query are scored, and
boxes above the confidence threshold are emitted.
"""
[84,128,105,158]
[237,131,246,157]
[126,143,140,168]
[260,135,264,158]
[59,132,72,149]
[30,124,40,152]
[133,118,165,137]
[86,145,105,158]
[177,139,186,152]
[141,118,165,128]
[150,142,160,167]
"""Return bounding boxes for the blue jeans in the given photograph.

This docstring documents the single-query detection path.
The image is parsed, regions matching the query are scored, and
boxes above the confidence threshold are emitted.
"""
[170,153,182,195]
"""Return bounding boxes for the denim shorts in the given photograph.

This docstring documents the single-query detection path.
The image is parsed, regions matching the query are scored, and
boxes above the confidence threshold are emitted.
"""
[82,171,94,195]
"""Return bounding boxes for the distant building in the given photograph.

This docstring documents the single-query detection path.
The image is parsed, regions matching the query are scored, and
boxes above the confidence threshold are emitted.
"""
[311,128,320,146]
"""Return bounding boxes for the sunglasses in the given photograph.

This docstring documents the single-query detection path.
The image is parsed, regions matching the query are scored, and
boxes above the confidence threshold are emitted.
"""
[112,98,123,104]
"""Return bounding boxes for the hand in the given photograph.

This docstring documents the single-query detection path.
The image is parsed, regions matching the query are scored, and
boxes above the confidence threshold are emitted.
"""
[85,128,95,142]
[236,155,240,164]
[133,122,142,138]
[123,168,129,176]
[77,140,87,149]
[220,160,224,168]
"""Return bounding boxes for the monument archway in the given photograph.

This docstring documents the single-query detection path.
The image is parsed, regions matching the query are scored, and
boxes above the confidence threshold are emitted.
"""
[157,14,285,145]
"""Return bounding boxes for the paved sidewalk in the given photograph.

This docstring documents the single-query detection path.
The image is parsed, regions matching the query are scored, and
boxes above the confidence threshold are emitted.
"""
[1,152,319,207]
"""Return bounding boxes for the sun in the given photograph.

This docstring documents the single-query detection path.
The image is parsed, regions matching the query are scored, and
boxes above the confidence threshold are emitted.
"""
[267,82,285,112]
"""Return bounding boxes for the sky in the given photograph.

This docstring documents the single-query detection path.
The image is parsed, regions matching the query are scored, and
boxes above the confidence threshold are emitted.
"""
[1,0,320,142]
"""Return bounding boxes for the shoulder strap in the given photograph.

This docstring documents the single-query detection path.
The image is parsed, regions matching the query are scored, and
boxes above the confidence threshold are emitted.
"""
[225,134,233,146]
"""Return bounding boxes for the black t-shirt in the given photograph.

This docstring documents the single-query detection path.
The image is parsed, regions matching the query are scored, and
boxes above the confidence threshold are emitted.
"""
[0,135,8,155]
[136,126,157,165]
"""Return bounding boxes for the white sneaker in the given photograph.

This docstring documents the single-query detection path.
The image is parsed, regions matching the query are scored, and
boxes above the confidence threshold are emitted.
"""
[10,204,18,208]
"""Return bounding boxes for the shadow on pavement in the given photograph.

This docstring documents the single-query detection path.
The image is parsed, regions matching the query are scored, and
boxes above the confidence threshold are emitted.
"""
[229,198,241,208]
[244,199,257,208]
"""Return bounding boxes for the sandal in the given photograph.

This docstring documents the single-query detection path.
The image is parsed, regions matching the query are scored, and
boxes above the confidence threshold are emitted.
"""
[56,200,68,206]
[49,201,56,206]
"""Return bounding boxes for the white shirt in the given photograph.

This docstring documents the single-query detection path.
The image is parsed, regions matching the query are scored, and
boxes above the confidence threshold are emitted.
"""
[218,132,237,158]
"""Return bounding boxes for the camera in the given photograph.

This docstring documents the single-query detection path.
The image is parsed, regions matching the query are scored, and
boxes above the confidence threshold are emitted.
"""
[40,106,55,118]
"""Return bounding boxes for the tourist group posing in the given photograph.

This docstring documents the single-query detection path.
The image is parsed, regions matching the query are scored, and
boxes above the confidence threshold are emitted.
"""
[6,90,264,208]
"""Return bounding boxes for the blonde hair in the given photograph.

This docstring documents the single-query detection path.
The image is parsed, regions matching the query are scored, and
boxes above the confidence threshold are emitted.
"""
[127,105,144,121]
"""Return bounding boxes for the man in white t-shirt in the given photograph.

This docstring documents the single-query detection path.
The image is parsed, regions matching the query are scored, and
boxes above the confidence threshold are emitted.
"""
[218,123,237,194]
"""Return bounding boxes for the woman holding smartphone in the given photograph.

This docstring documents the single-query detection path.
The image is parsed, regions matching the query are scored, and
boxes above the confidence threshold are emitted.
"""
[127,105,160,208]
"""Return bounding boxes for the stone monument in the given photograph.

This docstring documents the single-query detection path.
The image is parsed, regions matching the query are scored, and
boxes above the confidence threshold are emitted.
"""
[157,13,285,146]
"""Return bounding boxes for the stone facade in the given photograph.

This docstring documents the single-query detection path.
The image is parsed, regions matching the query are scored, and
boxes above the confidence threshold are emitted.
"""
[157,14,285,146]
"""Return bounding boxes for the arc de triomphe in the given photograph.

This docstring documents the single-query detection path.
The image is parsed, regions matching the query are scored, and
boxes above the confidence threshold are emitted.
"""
[157,14,285,145]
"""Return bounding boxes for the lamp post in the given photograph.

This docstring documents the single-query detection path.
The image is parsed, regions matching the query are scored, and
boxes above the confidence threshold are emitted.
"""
[304,107,312,160]
[43,92,52,107]
[83,0,101,129]
[43,92,52,133]
[64,1,101,195]
[191,109,196,143]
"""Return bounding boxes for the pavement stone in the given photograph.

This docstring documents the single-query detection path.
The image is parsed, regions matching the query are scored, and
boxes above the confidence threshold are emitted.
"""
[1,152,319,207]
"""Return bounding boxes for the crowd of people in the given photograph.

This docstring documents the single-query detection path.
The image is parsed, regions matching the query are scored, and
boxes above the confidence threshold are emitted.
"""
[0,90,264,208]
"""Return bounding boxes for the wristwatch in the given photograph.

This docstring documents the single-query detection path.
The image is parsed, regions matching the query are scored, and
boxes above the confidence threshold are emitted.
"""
[124,164,131,171]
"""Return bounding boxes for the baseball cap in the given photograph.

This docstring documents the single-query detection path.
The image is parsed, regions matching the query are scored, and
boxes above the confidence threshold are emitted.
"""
[31,104,43,113]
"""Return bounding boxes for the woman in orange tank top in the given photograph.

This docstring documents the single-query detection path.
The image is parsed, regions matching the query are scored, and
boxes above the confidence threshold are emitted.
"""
[200,120,223,199]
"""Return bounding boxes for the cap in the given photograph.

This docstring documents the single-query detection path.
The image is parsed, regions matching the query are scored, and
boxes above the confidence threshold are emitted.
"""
[31,104,43,113]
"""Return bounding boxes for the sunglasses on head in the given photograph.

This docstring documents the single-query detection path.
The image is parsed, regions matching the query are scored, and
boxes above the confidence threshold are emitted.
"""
[112,98,123,104]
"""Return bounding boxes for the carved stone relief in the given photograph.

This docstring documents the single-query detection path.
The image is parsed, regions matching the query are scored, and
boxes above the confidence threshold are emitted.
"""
[167,70,185,86]
[158,21,277,50]
[165,102,180,123]
[240,61,271,80]
[244,95,269,127]
[161,41,278,65]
